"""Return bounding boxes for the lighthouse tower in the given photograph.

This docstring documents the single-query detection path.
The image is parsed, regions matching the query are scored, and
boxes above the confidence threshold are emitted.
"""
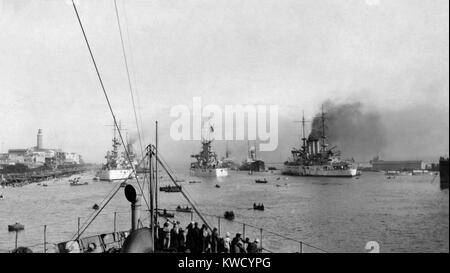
[37,129,43,150]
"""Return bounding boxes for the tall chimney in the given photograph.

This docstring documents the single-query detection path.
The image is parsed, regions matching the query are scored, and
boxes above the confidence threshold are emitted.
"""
[314,139,319,154]
[37,129,43,150]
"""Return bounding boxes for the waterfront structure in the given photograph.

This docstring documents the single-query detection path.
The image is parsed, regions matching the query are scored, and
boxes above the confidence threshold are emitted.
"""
[371,160,425,171]
[3,129,82,168]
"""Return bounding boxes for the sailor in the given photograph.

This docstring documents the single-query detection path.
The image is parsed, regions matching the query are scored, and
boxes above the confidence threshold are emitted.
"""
[223,232,231,253]
[254,239,262,253]
[162,221,171,250]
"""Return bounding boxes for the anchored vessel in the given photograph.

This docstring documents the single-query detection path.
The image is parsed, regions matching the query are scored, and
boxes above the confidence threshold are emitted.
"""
[239,142,265,172]
[96,127,137,181]
[283,108,357,177]
[190,135,228,177]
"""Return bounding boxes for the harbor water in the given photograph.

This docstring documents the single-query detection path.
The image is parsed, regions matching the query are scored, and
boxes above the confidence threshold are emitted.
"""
[0,170,448,253]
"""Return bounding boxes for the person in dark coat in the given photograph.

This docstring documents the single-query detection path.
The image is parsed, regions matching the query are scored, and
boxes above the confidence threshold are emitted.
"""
[192,222,201,253]
[234,239,246,253]
[246,239,258,253]
[177,228,186,253]
[230,232,242,253]
[185,222,194,252]
[170,225,179,250]
[211,227,219,253]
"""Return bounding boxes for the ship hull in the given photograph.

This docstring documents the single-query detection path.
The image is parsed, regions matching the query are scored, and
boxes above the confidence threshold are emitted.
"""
[239,160,265,172]
[97,169,133,181]
[282,164,357,177]
[190,168,229,177]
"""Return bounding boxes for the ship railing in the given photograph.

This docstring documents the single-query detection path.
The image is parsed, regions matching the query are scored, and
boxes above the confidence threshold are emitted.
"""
[153,209,329,253]
[3,208,329,253]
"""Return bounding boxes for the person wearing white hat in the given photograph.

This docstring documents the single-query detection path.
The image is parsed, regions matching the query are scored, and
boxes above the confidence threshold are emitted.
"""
[223,232,231,253]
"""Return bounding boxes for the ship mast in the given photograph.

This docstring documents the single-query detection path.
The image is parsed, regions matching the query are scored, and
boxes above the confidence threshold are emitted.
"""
[301,111,307,153]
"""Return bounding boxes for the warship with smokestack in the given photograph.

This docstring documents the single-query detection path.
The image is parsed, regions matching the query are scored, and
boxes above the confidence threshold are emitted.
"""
[190,125,228,177]
[283,107,357,177]
[96,126,137,181]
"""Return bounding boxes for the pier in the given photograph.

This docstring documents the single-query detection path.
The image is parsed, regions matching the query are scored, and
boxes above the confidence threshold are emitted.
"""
[1,166,88,187]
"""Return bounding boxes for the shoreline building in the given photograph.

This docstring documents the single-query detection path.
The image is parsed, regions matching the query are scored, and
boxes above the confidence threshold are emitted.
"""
[3,129,82,168]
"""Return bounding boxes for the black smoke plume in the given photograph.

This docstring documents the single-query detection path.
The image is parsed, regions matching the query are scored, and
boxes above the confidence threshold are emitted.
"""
[308,100,387,160]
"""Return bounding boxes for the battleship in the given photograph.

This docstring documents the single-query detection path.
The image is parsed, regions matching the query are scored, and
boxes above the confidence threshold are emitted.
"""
[190,127,228,177]
[283,108,357,177]
[239,141,265,172]
[96,127,137,181]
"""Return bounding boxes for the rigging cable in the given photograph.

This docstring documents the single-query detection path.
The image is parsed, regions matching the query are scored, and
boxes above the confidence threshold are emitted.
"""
[71,0,149,211]
[113,0,144,158]
[121,0,147,158]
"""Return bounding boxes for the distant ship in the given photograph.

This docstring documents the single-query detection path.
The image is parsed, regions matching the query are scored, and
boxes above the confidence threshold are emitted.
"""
[190,126,228,177]
[239,141,265,172]
[283,108,357,177]
[220,141,239,171]
[97,127,137,181]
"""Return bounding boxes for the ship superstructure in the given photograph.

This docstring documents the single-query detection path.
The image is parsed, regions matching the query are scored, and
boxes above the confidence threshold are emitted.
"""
[239,141,265,172]
[283,107,357,177]
[97,126,137,181]
[190,126,228,177]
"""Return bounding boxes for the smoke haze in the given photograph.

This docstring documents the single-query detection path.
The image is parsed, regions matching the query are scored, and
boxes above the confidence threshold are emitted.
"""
[308,100,387,160]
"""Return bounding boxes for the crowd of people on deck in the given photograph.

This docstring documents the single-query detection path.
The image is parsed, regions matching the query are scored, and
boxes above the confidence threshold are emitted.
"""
[154,220,263,253]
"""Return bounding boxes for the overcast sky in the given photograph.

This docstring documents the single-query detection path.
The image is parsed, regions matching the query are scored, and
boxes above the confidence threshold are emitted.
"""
[0,0,448,165]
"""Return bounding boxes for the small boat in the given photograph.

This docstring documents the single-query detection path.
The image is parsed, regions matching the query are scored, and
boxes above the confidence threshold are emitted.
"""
[8,222,25,232]
[92,177,99,181]
[224,211,235,221]
[255,178,268,184]
[70,181,88,186]
[176,205,193,213]
[0,194,4,200]
[92,204,100,210]
[189,180,201,184]
[253,203,265,211]
[159,185,182,192]
[69,177,81,183]
[215,184,221,188]
[158,209,174,218]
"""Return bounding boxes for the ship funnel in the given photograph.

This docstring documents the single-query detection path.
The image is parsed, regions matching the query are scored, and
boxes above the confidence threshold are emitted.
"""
[314,139,319,154]
[309,141,314,155]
